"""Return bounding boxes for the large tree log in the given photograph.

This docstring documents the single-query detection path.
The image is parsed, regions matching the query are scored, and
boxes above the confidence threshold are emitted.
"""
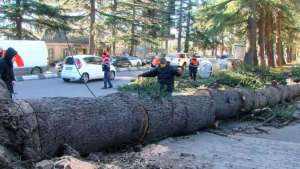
[0,93,215,161]
[1,84,300,162]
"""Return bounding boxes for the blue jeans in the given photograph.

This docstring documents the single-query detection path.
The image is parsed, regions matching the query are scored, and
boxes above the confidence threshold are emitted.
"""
[104,70,112,88]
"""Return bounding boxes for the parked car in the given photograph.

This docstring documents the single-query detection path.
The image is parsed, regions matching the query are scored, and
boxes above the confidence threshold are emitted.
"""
[194,54,208,62]
[0,40,48,75]
[128,56,142,67]
[55,61,64,72]
[112,57,132,67]
[142,56,154,65]
[61,55,116,83]
[165,53,190,69]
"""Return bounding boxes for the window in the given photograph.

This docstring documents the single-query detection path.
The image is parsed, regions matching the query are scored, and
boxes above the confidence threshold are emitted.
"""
[65,57,74,65]
[83,57,101,65]
[179,54,185,58]
[63,48,69,57]
[48,48,54,59]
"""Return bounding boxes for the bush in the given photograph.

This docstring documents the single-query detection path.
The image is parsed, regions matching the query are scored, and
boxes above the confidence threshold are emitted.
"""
[291,66,300,77]
[212,71,264,89]
[119,78,160,96]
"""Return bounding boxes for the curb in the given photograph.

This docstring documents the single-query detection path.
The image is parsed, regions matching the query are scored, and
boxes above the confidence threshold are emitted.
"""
[116,67,150,72]
[15,67,150,82]
[15,73,58,82]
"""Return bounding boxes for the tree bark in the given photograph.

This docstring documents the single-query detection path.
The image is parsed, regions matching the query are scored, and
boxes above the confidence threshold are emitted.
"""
[184,0,192,53]
[286,46,292,63]
[177,0,183,52]
[258,8,266,66]
[89,0,96,55]
[244,0,258,66]
[111,0,118,56]
[275,11,285,66]
[265,10,275,67]
[129,0,136,56]
[16,0,22,39]
[220,32,224,56]
[2,83,300,161]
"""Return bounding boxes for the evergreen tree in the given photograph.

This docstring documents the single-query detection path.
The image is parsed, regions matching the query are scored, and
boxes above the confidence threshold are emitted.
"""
[0,0,78,39]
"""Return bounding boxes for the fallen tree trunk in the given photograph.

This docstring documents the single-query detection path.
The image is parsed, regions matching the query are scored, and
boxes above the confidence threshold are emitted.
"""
[1,83,300,162]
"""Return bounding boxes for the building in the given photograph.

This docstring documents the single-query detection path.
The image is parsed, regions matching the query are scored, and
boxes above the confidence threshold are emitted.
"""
[42,32,89,64]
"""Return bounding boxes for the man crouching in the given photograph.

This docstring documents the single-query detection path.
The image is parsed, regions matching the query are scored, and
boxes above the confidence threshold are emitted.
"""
[138,58,182,96]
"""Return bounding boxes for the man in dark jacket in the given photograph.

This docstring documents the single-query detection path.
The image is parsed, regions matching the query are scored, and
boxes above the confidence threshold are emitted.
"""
[0,47,17,98]
[139,57,182,96]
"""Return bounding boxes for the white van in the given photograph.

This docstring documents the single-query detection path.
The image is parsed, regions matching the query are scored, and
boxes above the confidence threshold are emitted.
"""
[0,40,48,75]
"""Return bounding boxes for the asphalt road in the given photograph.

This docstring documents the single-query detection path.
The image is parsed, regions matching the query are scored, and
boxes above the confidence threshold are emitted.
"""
[14,70,144,99]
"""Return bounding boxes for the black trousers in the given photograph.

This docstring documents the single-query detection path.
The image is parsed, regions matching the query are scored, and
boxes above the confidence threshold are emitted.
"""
[159,83,173,96]
[189,68,198,81]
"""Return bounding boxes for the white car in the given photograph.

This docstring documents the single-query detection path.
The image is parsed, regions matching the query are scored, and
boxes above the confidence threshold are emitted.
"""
[61,55,116,83]
[127,56,142,67]
[0,40,48,74]
[165,53,189,68]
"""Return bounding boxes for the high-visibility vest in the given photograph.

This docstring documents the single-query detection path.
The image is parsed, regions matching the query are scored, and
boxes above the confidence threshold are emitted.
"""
[152,58,160,66]
[190,58,199,66]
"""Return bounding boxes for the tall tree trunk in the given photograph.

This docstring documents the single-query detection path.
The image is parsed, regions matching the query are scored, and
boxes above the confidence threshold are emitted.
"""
[165,40,169,52]
[184,0,192,53]
[111,0,118,56]
[220,32,224,56]
[258,7,266,66]
[286,47,292,63]
[275,11,285,66]
[89,0,96,54]
[265,10,275,67]
[129,0,136,56]
[244,0,258,65]
[177,0,183,52]
[165,0,174,52]
[16,0,22,39]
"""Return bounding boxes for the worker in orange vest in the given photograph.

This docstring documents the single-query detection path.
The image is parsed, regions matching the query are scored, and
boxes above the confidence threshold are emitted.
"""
[189,55,199,81]
[151,56,160,68]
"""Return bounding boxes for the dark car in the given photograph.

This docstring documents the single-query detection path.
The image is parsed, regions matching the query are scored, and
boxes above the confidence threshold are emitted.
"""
[112,57,132,67]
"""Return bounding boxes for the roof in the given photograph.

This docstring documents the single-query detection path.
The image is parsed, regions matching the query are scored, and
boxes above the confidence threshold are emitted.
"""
[41,32,89,44]
[65,55,96,59]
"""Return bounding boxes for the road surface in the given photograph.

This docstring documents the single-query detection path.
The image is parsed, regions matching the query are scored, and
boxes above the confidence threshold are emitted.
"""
[14,70,143,99]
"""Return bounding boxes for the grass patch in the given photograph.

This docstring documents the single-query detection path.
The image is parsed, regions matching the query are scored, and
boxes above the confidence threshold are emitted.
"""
[119,77,160,97]
[119,63,295,96]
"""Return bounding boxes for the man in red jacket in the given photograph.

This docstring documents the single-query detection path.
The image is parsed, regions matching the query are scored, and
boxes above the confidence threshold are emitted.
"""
[101,51,113,89]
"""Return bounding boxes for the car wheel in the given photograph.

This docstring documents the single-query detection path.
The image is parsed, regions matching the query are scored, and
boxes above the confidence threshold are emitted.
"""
[31,67,42,75]
[110,71,116,80]
[81,73,89,83]
[137,62,141,67]
[63,78,70,82]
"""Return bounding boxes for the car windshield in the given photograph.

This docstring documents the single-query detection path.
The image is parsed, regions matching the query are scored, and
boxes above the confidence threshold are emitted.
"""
[84,57,101,65]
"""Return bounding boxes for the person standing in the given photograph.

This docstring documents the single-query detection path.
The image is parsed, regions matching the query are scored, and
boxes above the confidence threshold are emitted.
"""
[101,51,113,89]
[189,55,199,81]
[139,57,182,96]
[0,47,4,58]
[0,47,18,98]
